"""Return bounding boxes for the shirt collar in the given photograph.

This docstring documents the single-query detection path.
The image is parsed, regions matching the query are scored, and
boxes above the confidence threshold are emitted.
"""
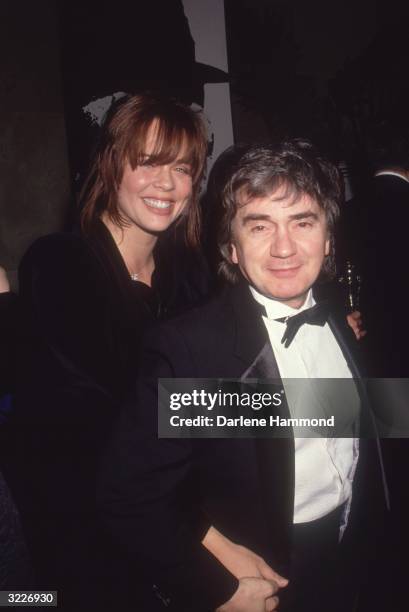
[249,285,315,320]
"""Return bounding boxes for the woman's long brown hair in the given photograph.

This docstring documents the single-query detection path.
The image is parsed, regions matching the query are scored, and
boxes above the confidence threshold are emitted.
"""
[79,93,208,248]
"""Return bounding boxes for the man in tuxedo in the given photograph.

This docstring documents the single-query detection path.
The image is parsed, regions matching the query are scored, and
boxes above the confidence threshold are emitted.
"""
[100,140,388,611]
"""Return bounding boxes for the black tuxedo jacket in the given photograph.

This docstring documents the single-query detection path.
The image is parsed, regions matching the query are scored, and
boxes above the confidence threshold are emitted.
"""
[100,280,388,611]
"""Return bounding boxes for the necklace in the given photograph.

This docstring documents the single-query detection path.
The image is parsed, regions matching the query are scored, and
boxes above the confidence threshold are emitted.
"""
[128,257,154,282]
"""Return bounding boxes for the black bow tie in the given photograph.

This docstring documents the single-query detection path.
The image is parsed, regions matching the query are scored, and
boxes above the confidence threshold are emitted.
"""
[276,302,330,348]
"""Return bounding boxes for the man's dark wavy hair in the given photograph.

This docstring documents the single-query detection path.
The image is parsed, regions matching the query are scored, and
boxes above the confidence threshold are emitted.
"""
[217,139,343,283]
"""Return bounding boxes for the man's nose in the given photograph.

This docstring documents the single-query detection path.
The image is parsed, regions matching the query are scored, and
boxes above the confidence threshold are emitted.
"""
[270,227,296,258]
[153,165,175,190]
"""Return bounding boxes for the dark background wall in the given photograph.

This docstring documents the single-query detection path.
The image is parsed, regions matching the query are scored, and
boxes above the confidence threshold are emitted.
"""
[0,0,70,287]
[225,0,409,163]
[0,0,220,288]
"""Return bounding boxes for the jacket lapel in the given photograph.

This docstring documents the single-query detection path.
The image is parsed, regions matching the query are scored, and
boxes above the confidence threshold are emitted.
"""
[327,308,365,378]
[228,280,271,368]
[327,309,375,435]
[240,342,281,380]
[328,307,390,509]
[227,279,294,571]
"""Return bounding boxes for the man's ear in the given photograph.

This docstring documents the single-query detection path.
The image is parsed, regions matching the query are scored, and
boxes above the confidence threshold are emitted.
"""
[325,237,330,257]
[230,243,238,264]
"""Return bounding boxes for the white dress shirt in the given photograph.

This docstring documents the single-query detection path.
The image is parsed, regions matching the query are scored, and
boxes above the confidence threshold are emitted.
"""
[250,286,359,525]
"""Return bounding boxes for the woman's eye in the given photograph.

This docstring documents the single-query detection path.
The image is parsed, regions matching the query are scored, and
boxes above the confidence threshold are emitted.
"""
[174,166,191,175]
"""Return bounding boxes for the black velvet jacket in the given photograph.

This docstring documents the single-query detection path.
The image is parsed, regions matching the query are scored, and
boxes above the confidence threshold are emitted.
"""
[13,222,212,587]
[16,220,211,428]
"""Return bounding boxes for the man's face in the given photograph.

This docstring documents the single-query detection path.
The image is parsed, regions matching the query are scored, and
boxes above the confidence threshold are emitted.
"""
[230,186,330,309]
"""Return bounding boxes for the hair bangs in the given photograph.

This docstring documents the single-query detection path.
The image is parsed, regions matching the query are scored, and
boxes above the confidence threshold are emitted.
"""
[235,175,301,208]
[127,113,204,185]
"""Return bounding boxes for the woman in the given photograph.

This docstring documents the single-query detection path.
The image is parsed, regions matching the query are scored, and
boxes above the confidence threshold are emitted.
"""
[18,94,209,423]
[14,93,216,607]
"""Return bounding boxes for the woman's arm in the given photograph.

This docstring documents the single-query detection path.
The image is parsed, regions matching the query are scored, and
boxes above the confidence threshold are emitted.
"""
[19,236,113,387]
[347,310,367,340]
[17,234,119,439]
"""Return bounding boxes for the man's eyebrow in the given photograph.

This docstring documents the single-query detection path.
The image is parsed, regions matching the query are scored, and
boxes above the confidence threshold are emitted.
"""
[241,213,272,226]
[240,211,320,225]
[288,211,319,221]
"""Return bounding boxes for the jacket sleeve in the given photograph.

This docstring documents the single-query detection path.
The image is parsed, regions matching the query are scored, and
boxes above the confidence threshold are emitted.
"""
[20,235,114,381]
[98,323,238,611]
[17,235,117,439]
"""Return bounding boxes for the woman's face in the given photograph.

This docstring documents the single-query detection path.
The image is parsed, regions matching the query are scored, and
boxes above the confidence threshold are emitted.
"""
[117,124,193,234]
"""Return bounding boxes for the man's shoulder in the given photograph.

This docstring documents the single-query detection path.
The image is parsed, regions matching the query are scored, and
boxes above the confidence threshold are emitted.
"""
[159,288,234,340]
[138,289,237,377]
[141,280,265,376]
